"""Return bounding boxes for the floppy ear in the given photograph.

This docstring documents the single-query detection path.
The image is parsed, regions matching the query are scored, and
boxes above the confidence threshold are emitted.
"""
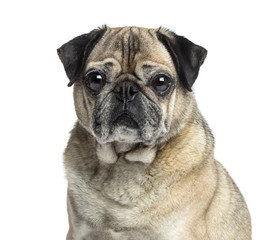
[57,28,107,86]
[156,30,207,91]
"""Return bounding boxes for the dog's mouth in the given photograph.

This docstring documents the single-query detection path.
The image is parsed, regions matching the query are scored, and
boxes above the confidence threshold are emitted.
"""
[112,112,139,129]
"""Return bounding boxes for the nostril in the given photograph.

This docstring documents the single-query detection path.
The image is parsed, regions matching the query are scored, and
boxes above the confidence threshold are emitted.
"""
[126,86,139,103]
[113,81,139,102]
[129,85,139,95]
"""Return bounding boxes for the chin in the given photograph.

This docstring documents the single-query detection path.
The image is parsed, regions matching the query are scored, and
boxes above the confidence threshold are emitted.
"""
[109,126,141,143]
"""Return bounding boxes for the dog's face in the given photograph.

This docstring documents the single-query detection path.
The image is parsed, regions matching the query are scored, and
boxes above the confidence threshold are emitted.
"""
[58,26,207,145]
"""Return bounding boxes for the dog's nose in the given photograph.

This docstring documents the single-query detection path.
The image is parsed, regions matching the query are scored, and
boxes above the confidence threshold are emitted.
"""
[113,81,139,102]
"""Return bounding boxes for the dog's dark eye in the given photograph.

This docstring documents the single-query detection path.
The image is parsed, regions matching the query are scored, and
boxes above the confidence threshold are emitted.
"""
[84,71,105,93]
[151,75,171,94]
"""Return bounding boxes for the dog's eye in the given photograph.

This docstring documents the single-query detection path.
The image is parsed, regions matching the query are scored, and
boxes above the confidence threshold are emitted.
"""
[151,75,171,94]
[84,71,105,93]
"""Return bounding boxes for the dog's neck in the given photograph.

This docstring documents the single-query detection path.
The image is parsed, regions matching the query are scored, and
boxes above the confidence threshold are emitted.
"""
[96,141,157,164]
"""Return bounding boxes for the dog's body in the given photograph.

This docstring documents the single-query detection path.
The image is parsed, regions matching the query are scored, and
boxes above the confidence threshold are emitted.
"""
[58,26,251,240]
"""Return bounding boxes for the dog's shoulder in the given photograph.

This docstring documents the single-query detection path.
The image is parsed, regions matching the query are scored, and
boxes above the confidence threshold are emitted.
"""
[64,122,99,179]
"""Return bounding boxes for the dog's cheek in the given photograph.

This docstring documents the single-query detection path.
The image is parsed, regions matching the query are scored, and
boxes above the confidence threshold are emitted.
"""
[171,88,194,132]
[157,89,176,136]
[91,94,115,141]
[73,83,94,129]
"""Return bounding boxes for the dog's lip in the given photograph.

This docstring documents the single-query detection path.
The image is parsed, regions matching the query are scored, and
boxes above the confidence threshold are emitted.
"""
[112,112,139,129]
[112,111,135,121]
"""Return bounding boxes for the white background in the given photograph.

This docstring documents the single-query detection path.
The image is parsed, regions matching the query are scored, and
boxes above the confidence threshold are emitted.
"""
[0,0,277,239]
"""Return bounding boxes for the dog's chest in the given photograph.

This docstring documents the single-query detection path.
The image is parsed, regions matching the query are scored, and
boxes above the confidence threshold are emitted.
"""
[69,157,152,229]
[101,159,149,204]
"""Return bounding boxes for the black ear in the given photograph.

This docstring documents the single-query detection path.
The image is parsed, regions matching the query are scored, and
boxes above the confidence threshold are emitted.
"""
[57,28,107,86]
[156,30,207,91]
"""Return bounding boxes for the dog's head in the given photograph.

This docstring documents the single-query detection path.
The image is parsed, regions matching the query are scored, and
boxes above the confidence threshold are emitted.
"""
[58,26,206,145]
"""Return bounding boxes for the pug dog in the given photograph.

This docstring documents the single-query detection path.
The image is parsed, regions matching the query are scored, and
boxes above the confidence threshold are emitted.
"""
[57,26,251,240]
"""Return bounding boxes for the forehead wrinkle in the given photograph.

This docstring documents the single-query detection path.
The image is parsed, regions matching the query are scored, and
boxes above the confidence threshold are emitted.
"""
[141,61,173,74]
[110,27,141,72]
[128,27,140,67]
[85,58,121,73]
[89,28,130,68]
[87,27,175,77]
